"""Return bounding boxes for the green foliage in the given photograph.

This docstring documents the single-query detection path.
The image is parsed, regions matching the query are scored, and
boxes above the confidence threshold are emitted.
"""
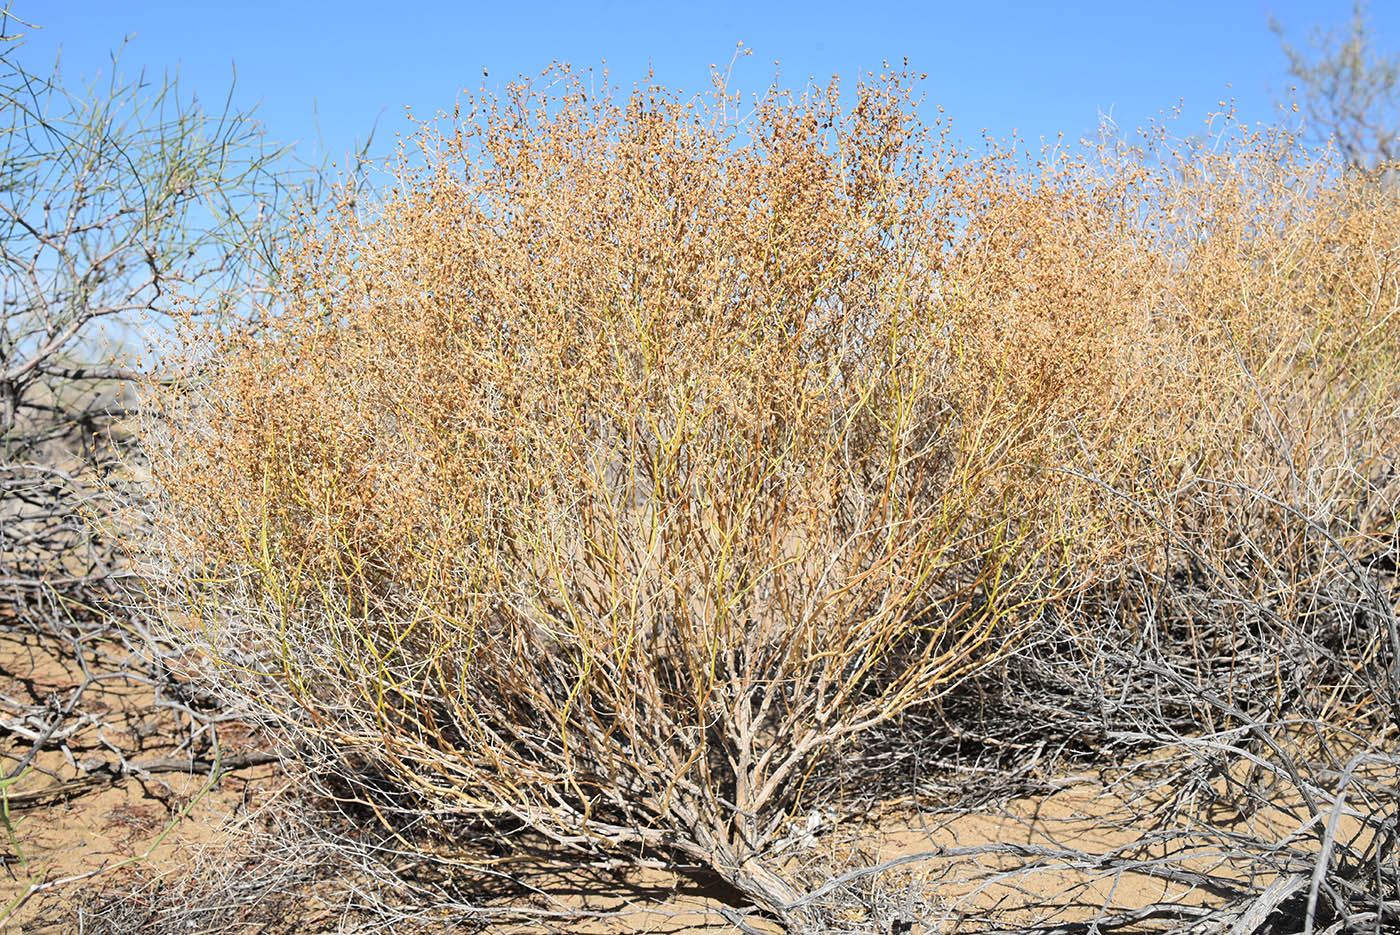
[0,6,296,620]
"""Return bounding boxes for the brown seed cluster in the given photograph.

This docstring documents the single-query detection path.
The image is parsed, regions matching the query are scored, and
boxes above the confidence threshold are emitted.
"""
[140,65,1400,920]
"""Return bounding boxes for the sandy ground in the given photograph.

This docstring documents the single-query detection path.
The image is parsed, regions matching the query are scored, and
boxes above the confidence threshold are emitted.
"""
[0,628,282,929]
[0,629,1349,934]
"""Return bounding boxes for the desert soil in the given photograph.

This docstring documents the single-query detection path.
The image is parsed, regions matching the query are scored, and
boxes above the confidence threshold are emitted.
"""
[1,630,1305,934]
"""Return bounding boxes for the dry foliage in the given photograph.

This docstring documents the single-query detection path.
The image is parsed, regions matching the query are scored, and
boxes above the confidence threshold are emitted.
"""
[137,61,1400,931]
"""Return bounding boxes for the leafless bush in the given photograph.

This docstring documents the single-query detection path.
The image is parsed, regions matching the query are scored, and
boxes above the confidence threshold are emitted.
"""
[1273,0,1400,184]
[0,19,290,617]
[0,11,344,923]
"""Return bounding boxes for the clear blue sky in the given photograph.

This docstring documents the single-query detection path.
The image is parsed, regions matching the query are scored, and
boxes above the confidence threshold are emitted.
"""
[10,1,1399,169]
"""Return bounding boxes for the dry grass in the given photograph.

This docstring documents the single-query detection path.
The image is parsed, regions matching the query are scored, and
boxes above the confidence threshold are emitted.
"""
[134,62,1400,932]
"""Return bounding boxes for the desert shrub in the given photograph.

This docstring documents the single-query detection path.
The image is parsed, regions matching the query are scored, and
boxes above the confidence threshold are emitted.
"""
[140,62,1400,930]
[141,66,1085,926]
[866,124,1400,935]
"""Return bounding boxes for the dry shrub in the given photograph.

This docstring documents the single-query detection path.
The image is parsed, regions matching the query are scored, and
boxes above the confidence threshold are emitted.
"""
[138,62,1400,930]
[142,66,1073,926]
